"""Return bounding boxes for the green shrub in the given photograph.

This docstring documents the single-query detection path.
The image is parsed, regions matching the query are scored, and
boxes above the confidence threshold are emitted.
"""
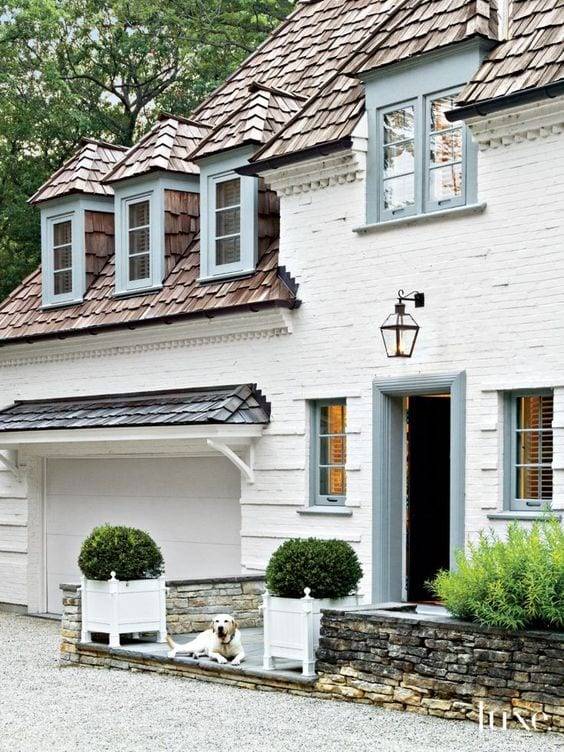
[78,524,164,581]
[265,538,363,599]
[429,517,564,631]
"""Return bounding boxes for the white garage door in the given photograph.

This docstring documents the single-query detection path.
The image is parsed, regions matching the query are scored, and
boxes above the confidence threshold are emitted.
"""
[46,456,241,613]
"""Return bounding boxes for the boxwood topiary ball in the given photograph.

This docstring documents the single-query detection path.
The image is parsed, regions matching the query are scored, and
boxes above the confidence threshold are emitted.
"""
[265,537,362,599]
[78,524,164,581]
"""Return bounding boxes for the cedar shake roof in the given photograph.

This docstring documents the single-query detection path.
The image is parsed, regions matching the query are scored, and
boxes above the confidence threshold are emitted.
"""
[0,240,296,344]
[29,139,128,205]
[191,83,306,161]
[104,114,211,183]
[458,0,564,105]
[250,0,499,166]
[0,384,271,432]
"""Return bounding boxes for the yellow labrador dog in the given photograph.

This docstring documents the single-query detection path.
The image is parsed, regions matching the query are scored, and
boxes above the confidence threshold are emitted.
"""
[166,614,245,665]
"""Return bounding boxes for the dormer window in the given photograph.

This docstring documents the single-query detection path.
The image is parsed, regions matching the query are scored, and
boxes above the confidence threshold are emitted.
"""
[41,208,85,308]
[199,160,258,281]
[52,219,73,295]
[128,199,151,282]
[214,176,242,269]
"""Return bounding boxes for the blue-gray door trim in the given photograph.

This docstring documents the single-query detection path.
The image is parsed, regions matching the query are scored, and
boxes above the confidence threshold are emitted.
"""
[372,372,466,602]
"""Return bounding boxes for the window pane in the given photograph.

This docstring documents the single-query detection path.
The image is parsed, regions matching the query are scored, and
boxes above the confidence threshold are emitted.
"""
[319,467,346,497]
[514,394,553,503]
[518,395,553,430]
[129,201,150,229]
[383,107,415,144]
[54,246,72,271]
[216,207,240,238]
[429,163,462,202]
[53,220,71,247]
[431,96,457,131]
[216,236,241,266]
[383,141,415,178]
[216,179,240,209]
[429,130,462,167]
[129,227,150,255]
[54,269,72,295]
[129,253,150,281]
[320,404,346,434]
[384,174,415,211]
[516,466,539,501]
[320,436,346,465]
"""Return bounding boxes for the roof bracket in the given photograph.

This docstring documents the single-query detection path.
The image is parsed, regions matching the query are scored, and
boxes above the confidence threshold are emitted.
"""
[206,439,255,484]
[0,450,21,481]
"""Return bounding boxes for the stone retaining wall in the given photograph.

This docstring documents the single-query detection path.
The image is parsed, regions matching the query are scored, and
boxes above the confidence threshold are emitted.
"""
[316,607,564,733]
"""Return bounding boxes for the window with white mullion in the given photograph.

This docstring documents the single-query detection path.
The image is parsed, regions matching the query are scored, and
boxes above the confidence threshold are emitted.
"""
[215,177,241,267]
[128,200,151,282]
[52,219,73,295]
[312,400,347,506]
[511,393,553,510]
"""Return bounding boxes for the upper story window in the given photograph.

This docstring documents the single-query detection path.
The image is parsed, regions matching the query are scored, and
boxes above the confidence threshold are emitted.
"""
[52,219,73,295]
[214,176,241,268]
[198,148,258,282]
[378,90,469,222]
[41,208,85,308]
[508,393,553,512]
[311,400,347,506]
[128,199,151,283]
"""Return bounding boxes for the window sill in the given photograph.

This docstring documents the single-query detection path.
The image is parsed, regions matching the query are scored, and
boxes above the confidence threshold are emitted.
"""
[41,297,84,310]
[113,285,163,299]
[297,506,353,517]
[353,202,487,235]
[198,269,256,285]
[487,511,561,522]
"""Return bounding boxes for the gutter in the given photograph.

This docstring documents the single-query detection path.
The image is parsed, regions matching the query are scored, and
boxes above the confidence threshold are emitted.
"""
[446,81,564,122]
[236,137,353,176]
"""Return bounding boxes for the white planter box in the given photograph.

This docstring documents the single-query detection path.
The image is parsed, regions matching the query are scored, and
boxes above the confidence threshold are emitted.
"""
[81,572,167,648]
[262,587,362,676]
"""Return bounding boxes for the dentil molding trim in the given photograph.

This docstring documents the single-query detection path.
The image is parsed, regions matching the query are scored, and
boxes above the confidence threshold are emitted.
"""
[263,149,366,197]
[468,97,564,150]
[0,309,293,368]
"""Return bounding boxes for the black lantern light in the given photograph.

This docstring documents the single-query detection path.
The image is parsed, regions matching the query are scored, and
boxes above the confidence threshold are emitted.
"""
[380,289,425,358]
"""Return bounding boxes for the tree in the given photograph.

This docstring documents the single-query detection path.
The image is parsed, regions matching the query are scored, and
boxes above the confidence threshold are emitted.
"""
[0,0,295,301]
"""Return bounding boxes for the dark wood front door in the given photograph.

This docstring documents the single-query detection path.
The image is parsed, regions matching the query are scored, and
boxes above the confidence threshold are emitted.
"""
[406,395,451,601]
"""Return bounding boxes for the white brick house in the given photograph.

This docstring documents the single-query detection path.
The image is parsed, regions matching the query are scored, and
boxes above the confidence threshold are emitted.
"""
[0,0,562,613]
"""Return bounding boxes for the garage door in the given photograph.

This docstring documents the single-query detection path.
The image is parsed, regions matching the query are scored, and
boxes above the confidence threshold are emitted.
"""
[46,456,241,613]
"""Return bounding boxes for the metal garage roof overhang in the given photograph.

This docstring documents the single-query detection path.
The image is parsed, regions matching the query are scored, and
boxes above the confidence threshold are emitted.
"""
[0,385,270,482]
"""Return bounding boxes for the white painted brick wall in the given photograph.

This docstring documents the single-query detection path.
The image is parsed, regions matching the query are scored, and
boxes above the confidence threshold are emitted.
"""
[0,129,562,606]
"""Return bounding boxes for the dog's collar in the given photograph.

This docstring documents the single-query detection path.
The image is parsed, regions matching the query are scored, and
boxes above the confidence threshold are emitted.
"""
[220,634,234,645]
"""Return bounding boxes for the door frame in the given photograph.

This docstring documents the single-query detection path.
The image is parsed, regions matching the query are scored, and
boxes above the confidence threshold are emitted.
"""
[372,372,466,602]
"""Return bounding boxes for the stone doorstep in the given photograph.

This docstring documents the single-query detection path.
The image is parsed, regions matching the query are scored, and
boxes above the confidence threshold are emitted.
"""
[74,641,317,688]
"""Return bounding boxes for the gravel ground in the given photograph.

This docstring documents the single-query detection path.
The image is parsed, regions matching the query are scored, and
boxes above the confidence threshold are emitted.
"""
[0,612,561,752]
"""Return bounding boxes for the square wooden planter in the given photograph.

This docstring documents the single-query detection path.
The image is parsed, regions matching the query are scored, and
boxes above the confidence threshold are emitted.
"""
[81,573,167,647]
[262,588,362,676]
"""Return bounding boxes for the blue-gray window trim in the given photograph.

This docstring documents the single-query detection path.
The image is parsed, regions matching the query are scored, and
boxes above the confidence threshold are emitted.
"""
[310,399,347,507]
[504,390,554,513]
[363,40,493,227]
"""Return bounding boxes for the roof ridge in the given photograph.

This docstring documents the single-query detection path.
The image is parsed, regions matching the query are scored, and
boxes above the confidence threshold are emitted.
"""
[248,81,307,101]
[157,111,211,128]
[79,137,129,151]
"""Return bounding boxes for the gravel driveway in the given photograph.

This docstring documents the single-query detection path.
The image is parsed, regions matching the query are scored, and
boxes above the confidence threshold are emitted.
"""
[0,612,561,752]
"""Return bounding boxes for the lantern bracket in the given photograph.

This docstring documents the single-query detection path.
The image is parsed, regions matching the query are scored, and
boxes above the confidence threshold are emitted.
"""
[398,290,425,308]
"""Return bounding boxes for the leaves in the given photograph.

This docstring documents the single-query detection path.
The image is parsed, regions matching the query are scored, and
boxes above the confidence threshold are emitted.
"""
[429,516,564,631]
[78,524,164,580]
[0,0,295,301]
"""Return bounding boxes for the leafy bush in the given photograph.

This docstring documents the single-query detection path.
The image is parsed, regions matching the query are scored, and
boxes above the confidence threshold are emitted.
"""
[78,524,164,581]
[429,517,564,631]
[265,538,363,599]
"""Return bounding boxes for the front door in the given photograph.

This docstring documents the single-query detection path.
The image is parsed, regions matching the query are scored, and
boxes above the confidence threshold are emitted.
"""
[406,395,450,601]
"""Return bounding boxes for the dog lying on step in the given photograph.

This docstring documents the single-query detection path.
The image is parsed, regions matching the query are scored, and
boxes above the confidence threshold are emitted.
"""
[166,614,245,665]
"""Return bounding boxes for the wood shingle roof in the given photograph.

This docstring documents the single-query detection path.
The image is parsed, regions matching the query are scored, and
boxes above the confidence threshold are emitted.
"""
[458,0,564,105]
[104,115,211,183]
[29,139,128,205]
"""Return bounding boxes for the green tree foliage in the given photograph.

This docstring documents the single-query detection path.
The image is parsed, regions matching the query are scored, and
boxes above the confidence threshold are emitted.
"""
[0,0,294,301]
[429,517,564,631]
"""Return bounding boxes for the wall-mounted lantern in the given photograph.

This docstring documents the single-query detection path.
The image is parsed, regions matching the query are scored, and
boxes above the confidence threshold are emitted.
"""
[380,289,425,358]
